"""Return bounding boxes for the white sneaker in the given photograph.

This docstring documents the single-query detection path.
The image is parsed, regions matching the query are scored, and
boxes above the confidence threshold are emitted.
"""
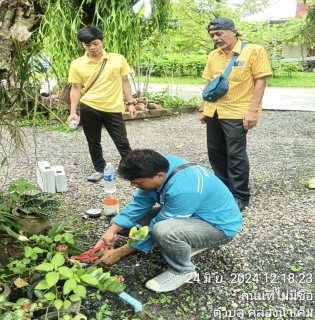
[145,269,198,292]
[87,172,103,182]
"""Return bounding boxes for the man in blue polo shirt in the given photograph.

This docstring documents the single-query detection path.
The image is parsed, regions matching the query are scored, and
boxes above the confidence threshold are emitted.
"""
[94,149,242,292]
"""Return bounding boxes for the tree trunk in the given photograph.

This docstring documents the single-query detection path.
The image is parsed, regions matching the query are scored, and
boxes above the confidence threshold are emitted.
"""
[0,0,37,74]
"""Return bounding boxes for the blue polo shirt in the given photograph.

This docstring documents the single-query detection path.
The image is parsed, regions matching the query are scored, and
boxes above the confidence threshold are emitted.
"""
[113,155,242,252]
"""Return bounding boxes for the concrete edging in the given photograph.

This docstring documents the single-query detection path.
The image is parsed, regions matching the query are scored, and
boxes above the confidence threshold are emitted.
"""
[122,106,197,121]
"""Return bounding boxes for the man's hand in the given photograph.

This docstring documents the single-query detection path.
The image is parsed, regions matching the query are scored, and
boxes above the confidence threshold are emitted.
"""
[94,229,119,251]
[128,105,137,119]
[94,223,123,250]
[67,113,80,125]
[243,110,258,130]
[198,111,206,124]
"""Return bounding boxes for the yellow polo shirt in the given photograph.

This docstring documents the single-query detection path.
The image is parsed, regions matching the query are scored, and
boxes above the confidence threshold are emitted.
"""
[68,50,131,112]
[202,40,272,119]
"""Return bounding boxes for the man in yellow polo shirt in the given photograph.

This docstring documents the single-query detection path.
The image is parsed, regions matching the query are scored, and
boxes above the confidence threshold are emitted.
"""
[199,18,272,211]
[67,26,137,182]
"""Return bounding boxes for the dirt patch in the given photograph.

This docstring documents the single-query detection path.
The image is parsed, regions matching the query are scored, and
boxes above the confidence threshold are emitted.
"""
[0,234,24,267]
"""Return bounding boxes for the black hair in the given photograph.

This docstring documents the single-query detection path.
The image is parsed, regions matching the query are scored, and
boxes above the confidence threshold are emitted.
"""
[77,26,104,43]
[118,149,170,181]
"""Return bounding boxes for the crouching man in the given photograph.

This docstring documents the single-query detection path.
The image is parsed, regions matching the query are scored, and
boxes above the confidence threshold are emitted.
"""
[94,149,242,292]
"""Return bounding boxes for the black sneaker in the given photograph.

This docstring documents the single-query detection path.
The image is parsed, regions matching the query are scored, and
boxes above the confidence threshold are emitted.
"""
[234,197,249,211]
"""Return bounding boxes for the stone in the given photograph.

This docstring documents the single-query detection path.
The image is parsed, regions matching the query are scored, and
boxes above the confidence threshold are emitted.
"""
[308,177,315,189]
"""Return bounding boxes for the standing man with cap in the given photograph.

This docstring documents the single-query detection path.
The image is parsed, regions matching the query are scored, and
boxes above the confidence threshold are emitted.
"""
[67,26,137,182]
[199,18,272,211]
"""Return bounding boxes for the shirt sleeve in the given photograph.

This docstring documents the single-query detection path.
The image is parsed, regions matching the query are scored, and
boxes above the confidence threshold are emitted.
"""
[68,62,83,84]
[120,56,131,77]
[250,47,273,79]
[113,189,157,228]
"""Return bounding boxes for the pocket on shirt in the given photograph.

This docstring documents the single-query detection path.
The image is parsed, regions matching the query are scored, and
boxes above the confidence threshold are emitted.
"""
[104,68,120,81]
[229,66,246,82]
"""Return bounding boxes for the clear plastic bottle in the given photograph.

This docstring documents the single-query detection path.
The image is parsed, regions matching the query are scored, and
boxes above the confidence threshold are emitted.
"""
[103,163,116,194]
[68,120,78,131]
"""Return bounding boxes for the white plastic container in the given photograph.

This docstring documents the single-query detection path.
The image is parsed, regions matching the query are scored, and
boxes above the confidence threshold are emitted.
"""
[103,197,119,216]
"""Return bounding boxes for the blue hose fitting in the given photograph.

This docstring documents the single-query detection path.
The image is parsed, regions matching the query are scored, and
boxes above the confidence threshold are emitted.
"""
[118,291,143,313]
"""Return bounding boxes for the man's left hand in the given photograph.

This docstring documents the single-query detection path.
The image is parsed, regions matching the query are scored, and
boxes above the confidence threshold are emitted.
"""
[128,105,137,119]
[243,110,258,130]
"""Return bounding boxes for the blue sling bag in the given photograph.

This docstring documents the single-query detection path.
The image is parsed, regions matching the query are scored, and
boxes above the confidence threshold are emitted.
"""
[202,42,246,102]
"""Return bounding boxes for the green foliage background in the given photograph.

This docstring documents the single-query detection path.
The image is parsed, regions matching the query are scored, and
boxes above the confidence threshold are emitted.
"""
[37,0,171,79]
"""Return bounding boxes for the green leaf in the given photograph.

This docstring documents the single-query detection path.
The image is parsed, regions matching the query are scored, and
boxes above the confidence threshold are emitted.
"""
[54,234,62,241]
[98,272,111,281]
[108,282,126,293]
[89,268,103,278]
[44,292,56,300]
[17,185,25,195]
[24,247,33,257]
[1,157,7,166]
[58,266,73,279]
[46,272,60,287]
[73,285,86,298]
[32,247,46,253]
[35,280,50,290]
[34,263,54,271]
[34,289,44,299]
[63,279,77,295]
[129,226,137,237]
[64,233,74,244]
[54,299,63,310]
[30,253,38,260]
[99,277,117,291]
[51,253,65,267]
[69,293,81,301]
[63,299,71,310]
[69,260,82,269]
[80,274,99,286]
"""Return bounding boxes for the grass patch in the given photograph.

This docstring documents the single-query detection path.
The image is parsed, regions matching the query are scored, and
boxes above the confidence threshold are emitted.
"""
[267,72,315,87]
[141,72,315,87]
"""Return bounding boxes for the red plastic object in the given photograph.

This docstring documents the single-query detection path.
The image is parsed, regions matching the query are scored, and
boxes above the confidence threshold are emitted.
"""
[70,236,119,263]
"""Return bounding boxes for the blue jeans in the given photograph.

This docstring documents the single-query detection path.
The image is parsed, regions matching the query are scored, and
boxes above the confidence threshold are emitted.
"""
[152,218,233,274]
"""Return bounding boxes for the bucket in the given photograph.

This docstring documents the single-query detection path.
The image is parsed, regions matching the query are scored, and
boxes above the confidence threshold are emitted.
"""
[103,197,119,216]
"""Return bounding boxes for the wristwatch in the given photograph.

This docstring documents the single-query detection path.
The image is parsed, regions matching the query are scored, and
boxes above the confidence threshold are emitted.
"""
[126,101,136,106]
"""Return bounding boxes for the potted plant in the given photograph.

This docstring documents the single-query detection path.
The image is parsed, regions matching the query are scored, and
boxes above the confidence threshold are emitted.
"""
[9,178,61,235]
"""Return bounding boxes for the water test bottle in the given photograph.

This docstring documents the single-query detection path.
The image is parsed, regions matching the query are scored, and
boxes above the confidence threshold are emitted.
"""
[68,120,78,130]
[103,162,116,194]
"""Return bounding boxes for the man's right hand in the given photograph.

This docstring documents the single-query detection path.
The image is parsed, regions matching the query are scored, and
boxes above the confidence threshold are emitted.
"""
[94,223,124,249]
[67,113,79,125]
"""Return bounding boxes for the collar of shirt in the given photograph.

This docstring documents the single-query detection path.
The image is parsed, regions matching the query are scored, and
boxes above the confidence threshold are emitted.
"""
[82,49,110,64]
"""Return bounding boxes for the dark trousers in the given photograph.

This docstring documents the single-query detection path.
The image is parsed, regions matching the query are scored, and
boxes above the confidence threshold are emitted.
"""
[206,111,250,201]
[80,103,132,172]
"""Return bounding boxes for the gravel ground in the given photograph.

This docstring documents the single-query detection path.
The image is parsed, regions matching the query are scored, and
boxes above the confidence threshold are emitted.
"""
[1,110,315,319]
